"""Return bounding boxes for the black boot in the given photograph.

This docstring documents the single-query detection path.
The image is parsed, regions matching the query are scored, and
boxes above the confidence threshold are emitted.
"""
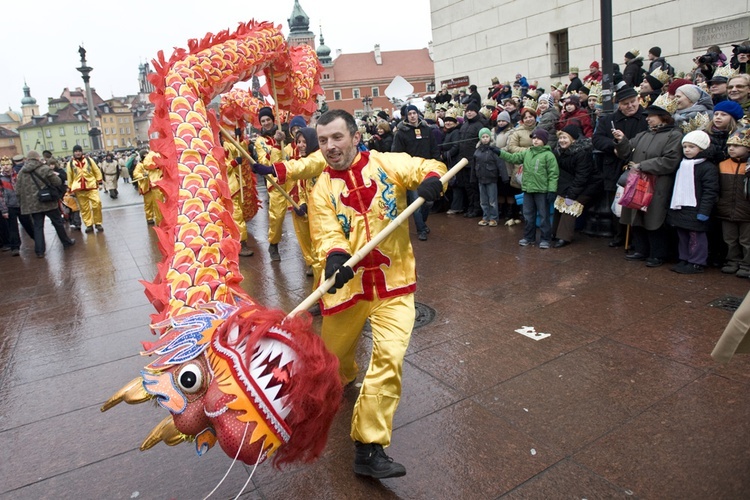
[353,441,406,479]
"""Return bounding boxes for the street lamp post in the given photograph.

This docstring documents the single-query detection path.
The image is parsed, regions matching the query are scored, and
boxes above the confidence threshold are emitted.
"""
[76,46,102,151]
[362,95,373,117]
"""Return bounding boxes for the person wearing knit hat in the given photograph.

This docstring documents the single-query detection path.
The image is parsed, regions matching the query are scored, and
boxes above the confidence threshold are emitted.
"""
[392,100,439,240]
[15,146,76,258]
[473,126,506,226]
[674,84,713,130]
[557,94,593,137]
[714,100,745,121]
[584,61,602,83]
[667,78,692,97]
[253,104,286,261]
[499,127,559,248]
[376,110,390,122]
[623,50,645,87]
[465,101,480,113]
[66,141,104,233]
[666,129,719,274]
[551,123,600,248]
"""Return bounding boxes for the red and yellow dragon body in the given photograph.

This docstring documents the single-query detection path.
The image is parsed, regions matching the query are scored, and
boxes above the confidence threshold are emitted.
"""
[101,20,339,468]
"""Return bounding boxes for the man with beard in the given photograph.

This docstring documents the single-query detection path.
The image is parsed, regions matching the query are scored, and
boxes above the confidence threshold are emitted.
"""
[308,109,446,479]
[252,106,286,261]
[592,86,649,247]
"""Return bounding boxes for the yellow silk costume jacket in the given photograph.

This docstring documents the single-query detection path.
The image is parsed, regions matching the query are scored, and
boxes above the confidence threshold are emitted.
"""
[133,152,163,195]
[66,157,102,192]
[307,150,446,314]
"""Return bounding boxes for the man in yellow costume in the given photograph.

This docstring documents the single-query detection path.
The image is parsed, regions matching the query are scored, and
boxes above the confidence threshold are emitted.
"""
[66,144,103,233]
[253,106,285,261]
[133,149,164,225]
[223,139,254,256]
[308,109,446,479]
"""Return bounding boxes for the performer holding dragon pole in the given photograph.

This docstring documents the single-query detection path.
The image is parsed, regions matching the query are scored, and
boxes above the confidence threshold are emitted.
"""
[309,109,446,479]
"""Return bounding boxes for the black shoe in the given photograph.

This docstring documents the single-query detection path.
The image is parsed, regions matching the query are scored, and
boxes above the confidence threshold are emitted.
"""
[268,243,281,261]
[63,239,76,249]
[553,239,570,248]
[645,257,663,268]
[608,239,624,248]
[84,226,94,233]
[625,252,646,261]
[418,231,428,241]
[354,442,406,479]
[675,263,704,274]
[671,261,688,273]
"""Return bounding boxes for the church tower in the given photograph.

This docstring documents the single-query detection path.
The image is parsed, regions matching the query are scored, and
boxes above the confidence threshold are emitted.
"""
[20,81,39,124]
[287,0,315,48]
[316,26,333,67]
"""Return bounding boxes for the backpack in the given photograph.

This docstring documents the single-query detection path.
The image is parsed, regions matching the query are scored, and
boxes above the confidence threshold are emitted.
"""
[663,61,675,78]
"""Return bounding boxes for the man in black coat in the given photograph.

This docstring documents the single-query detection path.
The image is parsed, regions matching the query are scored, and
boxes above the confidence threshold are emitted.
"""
[457,102,487,218]
[591,86,649,246]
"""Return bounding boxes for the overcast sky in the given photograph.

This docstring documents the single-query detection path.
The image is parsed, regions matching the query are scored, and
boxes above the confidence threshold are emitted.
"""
[1,0,432,115]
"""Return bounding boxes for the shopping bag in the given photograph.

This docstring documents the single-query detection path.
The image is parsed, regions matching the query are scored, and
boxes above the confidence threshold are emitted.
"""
[618,170,655,211]
[611,186,624,217]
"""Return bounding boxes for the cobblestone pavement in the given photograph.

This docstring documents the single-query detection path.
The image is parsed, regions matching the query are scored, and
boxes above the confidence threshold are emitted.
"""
[1,182,749,499]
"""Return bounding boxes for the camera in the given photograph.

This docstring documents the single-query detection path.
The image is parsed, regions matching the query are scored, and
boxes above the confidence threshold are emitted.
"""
[697,52,719,65]
[733,44,750,55]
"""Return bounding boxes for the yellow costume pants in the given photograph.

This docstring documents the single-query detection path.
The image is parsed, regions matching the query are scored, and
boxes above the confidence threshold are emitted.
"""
[321,293,415,446]
[76,190,103,227]
[267,183,287,245]
[292,212,321,282]
[232,193,248,242]
[143,190,164,225]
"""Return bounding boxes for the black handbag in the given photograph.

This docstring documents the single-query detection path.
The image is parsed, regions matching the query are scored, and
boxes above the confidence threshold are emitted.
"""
[30,170,62,203]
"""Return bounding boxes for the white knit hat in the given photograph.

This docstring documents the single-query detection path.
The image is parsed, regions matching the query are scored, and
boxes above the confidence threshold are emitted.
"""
[682,130,710,150]
[677,84,702,103]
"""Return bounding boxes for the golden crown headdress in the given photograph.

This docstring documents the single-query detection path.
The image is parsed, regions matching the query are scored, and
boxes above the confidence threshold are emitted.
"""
[0,156,11,166]
[649,67,671,85]
[726,127,750,148]
[482,99,497,108]
[445,108,459,119]
[650,93,679,115]
[521,97,538,112]
[629,49,640,57]
[681,112,711,134]
[511,87,523,98]
[713,65,739,81]
[586,81,603,99]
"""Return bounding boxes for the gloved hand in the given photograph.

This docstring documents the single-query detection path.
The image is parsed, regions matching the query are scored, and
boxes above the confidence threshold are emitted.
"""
[235,157,243,165]
[697,214,710,222]
[417,176,443,202]
[324,251,354,294]
[564,197,574,206]
[293,203,308,217]
[252,163,276,176]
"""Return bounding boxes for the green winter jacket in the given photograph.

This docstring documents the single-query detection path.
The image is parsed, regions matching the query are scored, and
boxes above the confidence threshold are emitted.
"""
[500,145,559,193]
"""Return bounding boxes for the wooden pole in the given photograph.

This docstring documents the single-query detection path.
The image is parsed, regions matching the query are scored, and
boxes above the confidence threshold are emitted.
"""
[219,126,299,210]
[287,158,469,317]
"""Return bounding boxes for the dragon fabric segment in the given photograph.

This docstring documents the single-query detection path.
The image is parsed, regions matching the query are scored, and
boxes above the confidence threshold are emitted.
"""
[100,20,340,468]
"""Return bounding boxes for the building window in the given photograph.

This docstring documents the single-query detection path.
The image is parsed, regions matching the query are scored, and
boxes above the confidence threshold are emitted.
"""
[61,140,67,149]
[334,90,342,101]
[551,29,569,76]
[114,139,118,146]
[322,73,330,80]
[73,126,79,134]
[126,127,131,134]
[47,141,53,150]
[23,132,27,140]
[107,139,112,147]
[352,88,360,99]
[120,128,124,135]
[45,129,52,138]
[59,127,65,136]
[83,139,89,148]
[76,139,81,146]
[372,87,379,97]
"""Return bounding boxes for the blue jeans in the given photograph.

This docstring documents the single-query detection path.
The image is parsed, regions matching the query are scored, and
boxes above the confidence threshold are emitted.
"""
[407,190,432,233]
[522,192,552,243]
[478,182,499,221]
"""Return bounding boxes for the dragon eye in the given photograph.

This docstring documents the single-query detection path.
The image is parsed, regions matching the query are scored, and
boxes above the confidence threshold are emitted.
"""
[177,364,203,394]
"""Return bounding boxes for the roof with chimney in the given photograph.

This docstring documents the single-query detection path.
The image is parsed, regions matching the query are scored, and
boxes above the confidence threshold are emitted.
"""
[325,48,434,84]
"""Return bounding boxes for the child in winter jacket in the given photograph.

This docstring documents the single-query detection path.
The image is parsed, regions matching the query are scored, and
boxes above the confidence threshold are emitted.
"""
[499,128,559,248]
[666,130,720,274]
[474,128,508,226]
[716,129,750,277]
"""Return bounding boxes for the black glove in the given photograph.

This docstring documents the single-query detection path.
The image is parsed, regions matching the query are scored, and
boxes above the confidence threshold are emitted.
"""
[417,176,443,202]
[324,251,354,294]
[293,203,308,217]
[252,163,275,176]
[546,192,556,205]
[234,157,243,166]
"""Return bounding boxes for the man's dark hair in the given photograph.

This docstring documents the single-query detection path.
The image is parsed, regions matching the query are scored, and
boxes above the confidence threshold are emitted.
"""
[317,109,358,136]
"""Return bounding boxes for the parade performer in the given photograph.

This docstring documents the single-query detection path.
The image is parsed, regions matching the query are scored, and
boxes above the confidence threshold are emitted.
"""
[133,149,165,225]
[100,20,340,482]
[289,127,319,280]
[100,152,120,199]
[223,138,255,256]
[254,106,287,261]
[66,144,103,233]
[309,110,447,478]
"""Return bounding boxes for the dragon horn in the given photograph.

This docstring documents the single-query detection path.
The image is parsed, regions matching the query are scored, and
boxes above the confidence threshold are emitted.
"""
[140,416,187,451]
[100,377,151,412]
